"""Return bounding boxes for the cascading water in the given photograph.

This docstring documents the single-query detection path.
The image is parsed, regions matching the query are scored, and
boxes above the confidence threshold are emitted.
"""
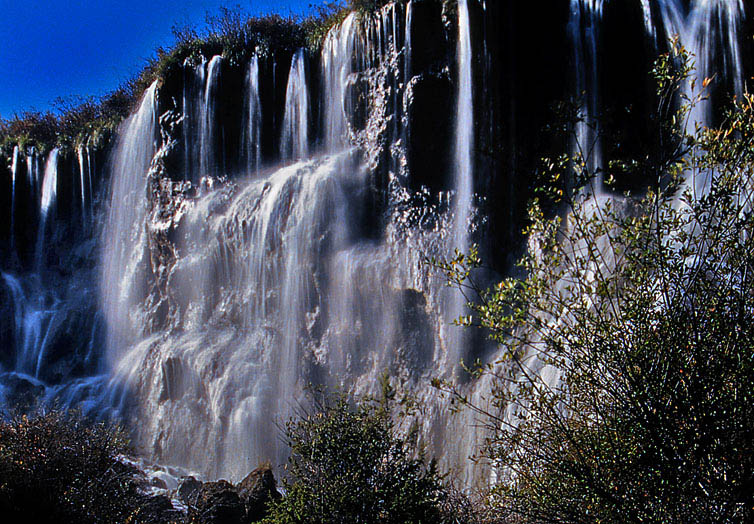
[10,146,19,254]
[183,57,207,181]
[86,2,484,480]
[445,0,475,372]
[87,146,94,215]
[3,273,61,379]
[101,83,158,365]
[244,55,262,175]
[281,49,310,161]
[26,147,38,206]
[40,149,59,218]
[36,148,59,269]
[653,0,745,200]
[200,56,223,177]
[78,146,89,225]
[641,0,656,41]
[569,0,604,196]
[321,13,360,152]
[452,0,474,278]
[453,0,474,252]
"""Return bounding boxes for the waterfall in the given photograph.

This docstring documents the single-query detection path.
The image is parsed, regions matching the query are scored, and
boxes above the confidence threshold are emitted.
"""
[569,0,604,196]
[87,146,94,215]
[26,147,38,204]
[652,0,745,200]
[641,0,656,41]
[36,148,60,269]
[244,55,262,175]
[445,0,475,371]
[404,1,413,90]
[40,149,59,217]
[452,0,474,260]
[101,83,158,364]
[183,57,207,181]
[321,13,359,152]
[93,7,471,479]
[110,152,355,476]
[2,272,62,379]
[281,49,310,162]
[10,145,19,254]
[200,56,223,177]
[78,146,88,225]
[1,0,750,491]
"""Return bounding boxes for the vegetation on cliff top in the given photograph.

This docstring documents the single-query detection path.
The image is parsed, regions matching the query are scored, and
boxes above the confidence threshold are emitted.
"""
[0,0,408,156]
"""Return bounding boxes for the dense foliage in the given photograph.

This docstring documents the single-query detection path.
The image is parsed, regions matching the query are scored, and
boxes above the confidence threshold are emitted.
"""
[437,48,754,523]
[264,382,471,524]
[0,411,157,524]
[0,79,147,155]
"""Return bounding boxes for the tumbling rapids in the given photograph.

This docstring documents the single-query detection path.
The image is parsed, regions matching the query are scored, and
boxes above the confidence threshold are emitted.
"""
[0,0,750,488]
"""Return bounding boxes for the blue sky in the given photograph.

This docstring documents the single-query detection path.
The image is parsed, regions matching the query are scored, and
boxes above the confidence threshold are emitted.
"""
[0,1,316,117]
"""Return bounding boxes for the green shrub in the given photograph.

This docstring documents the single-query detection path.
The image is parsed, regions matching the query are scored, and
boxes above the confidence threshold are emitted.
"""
[265,383,457,524]
[436,47,754,523]
[301,2,350,49]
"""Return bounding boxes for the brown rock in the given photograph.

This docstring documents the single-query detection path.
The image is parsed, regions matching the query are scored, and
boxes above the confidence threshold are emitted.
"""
[236,464,281,523]
[196,480,245,524]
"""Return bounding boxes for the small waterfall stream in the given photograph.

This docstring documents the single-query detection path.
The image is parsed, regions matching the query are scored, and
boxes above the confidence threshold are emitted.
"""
[101,83,158,365]
[244,55,262,175]
[321,13,360,152]
[10,146,19,255]
[445,0,475,372]
[569,0,604,196]
[200,56,223,177]
[655,0,745,201]
[36,148,59,269]
[282,49,310,162]
[26,147,39,208]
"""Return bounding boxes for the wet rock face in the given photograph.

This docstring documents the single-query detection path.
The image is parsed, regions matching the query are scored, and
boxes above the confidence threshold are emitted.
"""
[403,0,453,195]
[409,0,448,76]
[0,284,14,368]
[0,373,44,411]
[35,301,100,384]
[157,49,300,182]
[405,72,454,193]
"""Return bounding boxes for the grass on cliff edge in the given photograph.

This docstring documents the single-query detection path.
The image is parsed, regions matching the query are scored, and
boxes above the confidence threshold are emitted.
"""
[0,0,389,156]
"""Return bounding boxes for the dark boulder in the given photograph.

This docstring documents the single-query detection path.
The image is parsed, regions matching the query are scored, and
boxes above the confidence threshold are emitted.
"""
[0,373,44,412]
[177,475,204,506]
[236,464,281,523]
[195,480,246,524]
[134,493,183,524]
